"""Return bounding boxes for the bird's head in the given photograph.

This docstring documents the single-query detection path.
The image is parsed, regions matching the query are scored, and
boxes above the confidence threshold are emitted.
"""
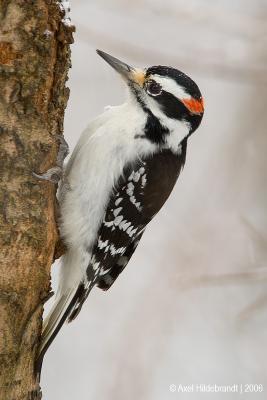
[97,49,204,139]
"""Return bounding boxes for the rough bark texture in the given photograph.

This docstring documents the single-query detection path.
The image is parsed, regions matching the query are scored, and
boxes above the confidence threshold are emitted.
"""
[0,1,74,399]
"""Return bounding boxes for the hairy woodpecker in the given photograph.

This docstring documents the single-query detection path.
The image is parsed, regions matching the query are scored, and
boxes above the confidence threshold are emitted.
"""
[39,50,204,359]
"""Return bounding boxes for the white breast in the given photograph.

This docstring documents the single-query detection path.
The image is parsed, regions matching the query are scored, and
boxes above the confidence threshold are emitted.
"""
[58,99,152,253]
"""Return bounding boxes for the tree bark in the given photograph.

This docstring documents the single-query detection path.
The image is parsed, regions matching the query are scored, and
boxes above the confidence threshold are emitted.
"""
[0,1,74,399]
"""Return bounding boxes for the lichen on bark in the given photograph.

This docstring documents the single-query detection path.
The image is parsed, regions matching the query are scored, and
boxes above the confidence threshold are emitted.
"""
[0,1,74,399]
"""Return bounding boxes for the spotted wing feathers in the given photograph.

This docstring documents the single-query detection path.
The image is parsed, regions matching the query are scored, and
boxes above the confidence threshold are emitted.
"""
[68,143,187,320]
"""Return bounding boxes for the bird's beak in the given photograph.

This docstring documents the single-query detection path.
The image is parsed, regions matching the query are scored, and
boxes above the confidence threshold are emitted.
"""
[96,49,145,87]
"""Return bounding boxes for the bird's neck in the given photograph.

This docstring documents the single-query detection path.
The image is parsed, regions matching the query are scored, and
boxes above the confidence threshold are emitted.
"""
[125,92,190,151]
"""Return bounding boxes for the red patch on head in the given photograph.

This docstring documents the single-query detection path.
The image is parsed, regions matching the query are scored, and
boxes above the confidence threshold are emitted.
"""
[181,97,204,114]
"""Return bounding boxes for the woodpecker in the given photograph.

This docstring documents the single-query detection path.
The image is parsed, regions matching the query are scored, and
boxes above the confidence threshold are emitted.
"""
[39,50,204,359]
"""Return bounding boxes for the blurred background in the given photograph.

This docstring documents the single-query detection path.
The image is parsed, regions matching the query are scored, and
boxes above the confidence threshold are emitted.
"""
[43,0,267,398]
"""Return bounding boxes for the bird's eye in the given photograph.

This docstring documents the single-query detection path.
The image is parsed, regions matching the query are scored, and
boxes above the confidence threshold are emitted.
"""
[145,80,162,96]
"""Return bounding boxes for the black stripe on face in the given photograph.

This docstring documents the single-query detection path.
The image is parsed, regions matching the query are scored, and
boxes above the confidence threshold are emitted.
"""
[156,90,189,120]
[153,90,203,134]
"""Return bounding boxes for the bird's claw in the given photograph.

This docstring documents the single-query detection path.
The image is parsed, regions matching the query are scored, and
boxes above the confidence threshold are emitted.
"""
[33,134,69,184]
[33,167,62,184]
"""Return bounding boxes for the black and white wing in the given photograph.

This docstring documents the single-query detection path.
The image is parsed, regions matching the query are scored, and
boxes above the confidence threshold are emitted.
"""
[68,142,187,321]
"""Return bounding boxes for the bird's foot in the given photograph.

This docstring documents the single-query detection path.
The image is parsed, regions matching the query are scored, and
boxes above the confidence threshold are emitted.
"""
[33,134,69,183]
[33,167,63,184]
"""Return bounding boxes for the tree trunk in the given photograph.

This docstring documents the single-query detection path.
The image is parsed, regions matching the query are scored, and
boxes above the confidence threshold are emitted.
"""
[0,1,74,398]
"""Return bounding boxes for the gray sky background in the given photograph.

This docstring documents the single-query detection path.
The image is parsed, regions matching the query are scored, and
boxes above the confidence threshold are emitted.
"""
[42,1,267,399]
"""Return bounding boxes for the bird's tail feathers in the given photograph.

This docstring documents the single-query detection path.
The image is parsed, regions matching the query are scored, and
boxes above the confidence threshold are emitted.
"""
[38,287,78,360]
[36,249,92,373]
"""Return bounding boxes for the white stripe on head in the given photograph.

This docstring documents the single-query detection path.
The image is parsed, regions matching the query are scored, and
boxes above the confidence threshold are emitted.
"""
[151,75,191,100]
